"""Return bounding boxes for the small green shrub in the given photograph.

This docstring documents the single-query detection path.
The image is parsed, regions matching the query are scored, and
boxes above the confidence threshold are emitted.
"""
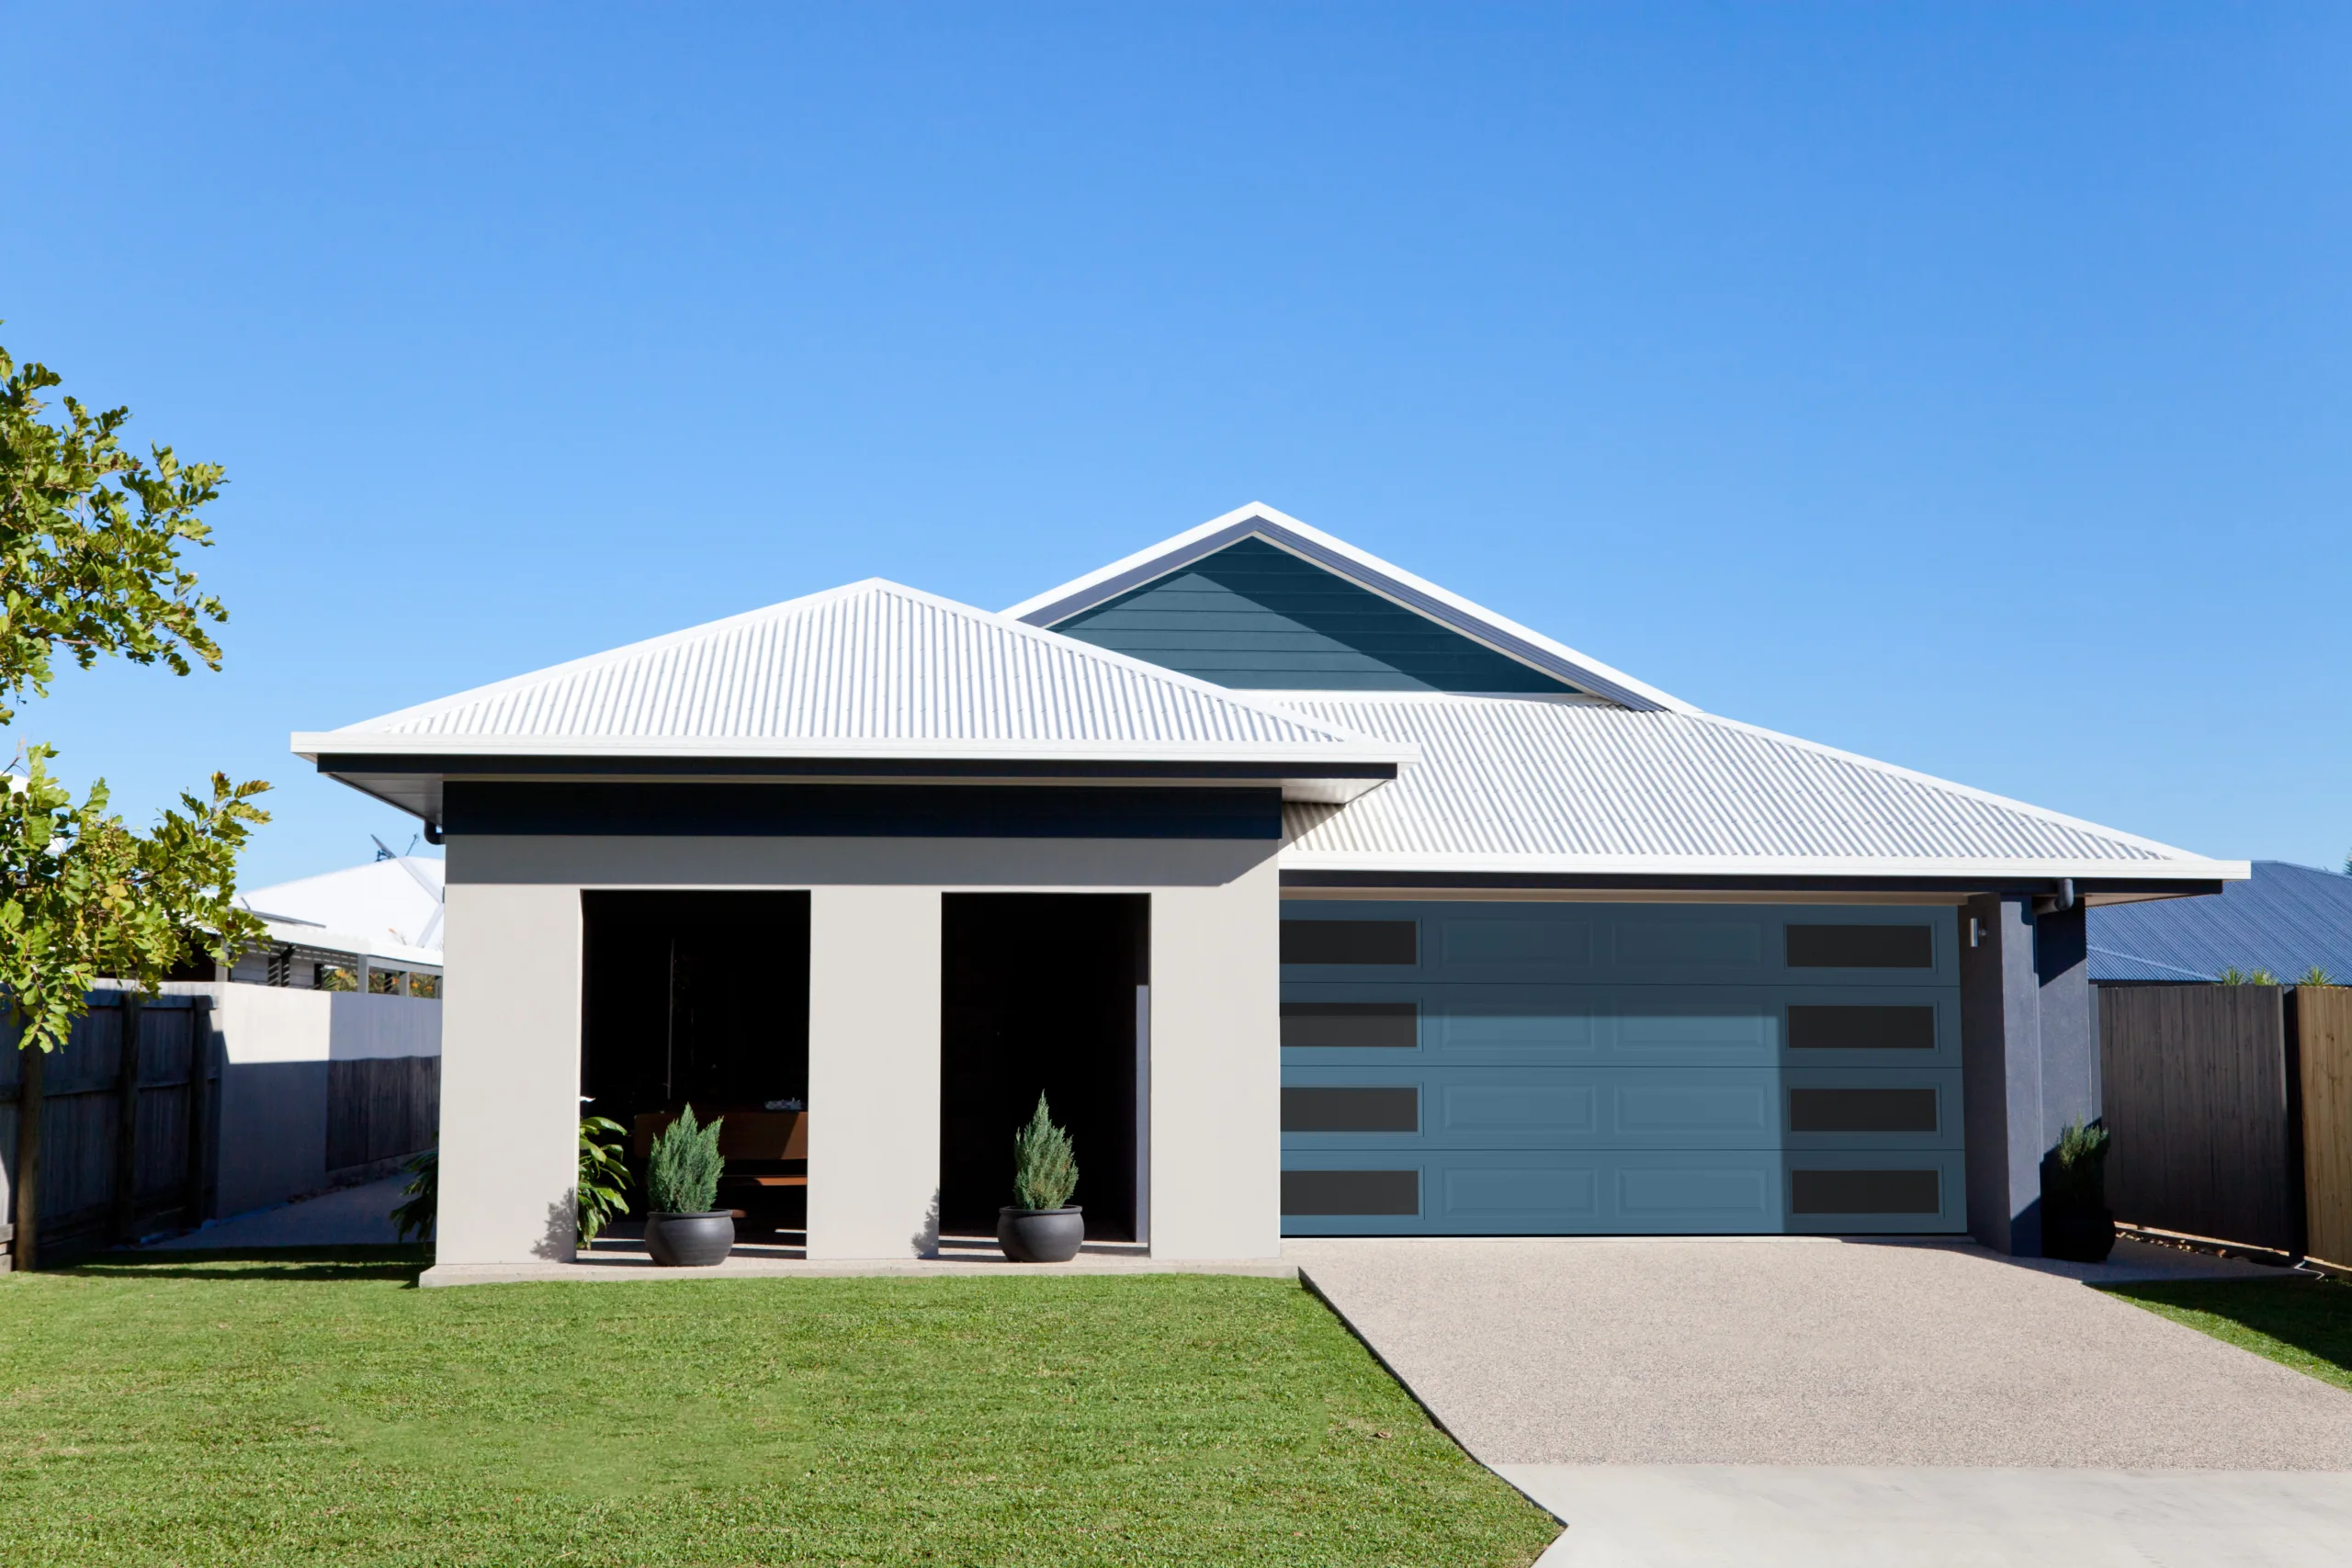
[2301,966,2337,987]
[389,1149,436,1243]
[576,1115,631,1247]
[647,1105,724,1214]
[2047,1117,2111,1211]
[1012,1093,1079,1212]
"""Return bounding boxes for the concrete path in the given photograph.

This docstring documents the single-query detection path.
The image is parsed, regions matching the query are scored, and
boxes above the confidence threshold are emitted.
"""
[1498,1466,2352,1568]
[147,1176,413,1248]
[1286,1236,2352,1565]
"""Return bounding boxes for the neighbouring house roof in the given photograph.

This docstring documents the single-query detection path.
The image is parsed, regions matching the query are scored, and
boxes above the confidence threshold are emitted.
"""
[242,857,447,953]
[2088,861,2352,982]
[293,579,1413,817]
[1006,502,1689,712]
[1269,694,2239,885]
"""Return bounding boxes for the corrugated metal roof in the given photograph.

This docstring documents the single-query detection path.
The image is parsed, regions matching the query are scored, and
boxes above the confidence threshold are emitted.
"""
[2089,862,2352,982]
[300,580,1412,765]
[1274,694,2239,878]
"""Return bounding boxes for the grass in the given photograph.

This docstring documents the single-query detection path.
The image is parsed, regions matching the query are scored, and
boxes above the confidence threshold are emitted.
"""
[0,1254,1556,1567]
[2102,1274,2352,1394]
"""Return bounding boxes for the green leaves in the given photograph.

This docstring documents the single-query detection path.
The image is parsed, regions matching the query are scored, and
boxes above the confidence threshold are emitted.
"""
[0,744,270,1051]
[390,1149,438,1244]
[0,341,229,727]
[577,1114,632,1247]
[1012,1093,1079,1212]
[647,1105,724,1215]
[0,333,271,1053]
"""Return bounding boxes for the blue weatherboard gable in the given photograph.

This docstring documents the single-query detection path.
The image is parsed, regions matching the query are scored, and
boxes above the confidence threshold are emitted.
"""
[1047,536,1582,694]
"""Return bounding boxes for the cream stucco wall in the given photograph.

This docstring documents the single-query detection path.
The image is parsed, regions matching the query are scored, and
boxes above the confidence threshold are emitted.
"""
[440,834,1281,1264]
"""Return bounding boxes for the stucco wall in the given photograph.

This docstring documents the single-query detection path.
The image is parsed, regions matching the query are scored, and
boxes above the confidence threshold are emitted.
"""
[443,834,1282,1263]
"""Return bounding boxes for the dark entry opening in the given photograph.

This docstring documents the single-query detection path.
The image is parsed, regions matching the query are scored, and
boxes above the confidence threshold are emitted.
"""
[941,894,1147,1241]
[580,891,811,1229]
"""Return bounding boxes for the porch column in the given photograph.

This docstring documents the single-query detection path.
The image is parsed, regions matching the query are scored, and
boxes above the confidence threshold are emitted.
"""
[807,887,942,1259]
[1960,893,2098,1256]
[435,881,582,1265]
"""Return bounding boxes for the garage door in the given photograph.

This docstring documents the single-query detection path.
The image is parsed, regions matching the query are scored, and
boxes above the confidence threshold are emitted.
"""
[1280,902,1965,1235]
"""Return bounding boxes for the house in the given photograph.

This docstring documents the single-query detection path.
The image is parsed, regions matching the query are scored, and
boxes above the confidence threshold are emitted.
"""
[291,503,2245,1266]
[231,855,447,996]
[2088,860,2352,985]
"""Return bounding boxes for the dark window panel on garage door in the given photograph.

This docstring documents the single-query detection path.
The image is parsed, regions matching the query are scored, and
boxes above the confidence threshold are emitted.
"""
[1788,1088,1939,1134]
[1283,1087,1419,1133]
[1790,1168,1941,1213]
[1282,1169,1420,1215]
[1786,1004,1938,1050]
[1785,924,1934,969]
[1281,920,1418,965]
[1281,1002,1419,1047]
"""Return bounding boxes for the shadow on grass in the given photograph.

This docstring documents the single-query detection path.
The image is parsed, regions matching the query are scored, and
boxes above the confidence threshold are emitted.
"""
[2101,1276,2352,1389]
[49,1245,432,1285]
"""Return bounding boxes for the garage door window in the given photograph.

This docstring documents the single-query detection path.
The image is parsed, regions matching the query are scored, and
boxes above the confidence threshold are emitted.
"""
[1787,1004,1936,1051]
[1282,1001,1418,1048]
[1282,920,1418,965]
[1283,1087,1419,1133]
[1785,924,1933,969]
[1283,1169,1419,1215]
[1788,1089,1939,1134]
[1790,1168,1940,1213]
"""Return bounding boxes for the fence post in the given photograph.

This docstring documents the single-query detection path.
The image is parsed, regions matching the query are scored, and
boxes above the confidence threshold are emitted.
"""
[112,995,144,1244]
[14,1031,42,1272]
[184,997,214,1226]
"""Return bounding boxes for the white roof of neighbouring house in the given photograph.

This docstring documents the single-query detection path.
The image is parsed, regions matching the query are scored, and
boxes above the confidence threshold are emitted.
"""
[1271,694,2235,883]
[294,579,1411,775]
[242,856,447,953]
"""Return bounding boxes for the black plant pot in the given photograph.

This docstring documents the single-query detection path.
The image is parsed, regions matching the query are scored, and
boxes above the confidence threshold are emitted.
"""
[644,1211,736,1267]
[998,1206,1084,1263]
[2042,1209,2117,1264]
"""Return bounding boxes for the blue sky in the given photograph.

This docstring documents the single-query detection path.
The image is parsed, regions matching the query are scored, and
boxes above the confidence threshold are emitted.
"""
[4,4,2346,886]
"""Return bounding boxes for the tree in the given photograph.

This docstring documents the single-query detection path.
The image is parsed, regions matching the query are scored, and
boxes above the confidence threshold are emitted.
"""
[2,336,271,1055]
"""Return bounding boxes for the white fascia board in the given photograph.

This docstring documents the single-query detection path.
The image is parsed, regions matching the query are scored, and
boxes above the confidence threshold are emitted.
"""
[290,732,1420,767]
[1004,502,1695,715]
[257,919,443,968]
[1277,850,2253,882]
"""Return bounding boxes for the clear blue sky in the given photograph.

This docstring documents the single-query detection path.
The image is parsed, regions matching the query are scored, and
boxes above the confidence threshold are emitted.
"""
[5,4,2346,887]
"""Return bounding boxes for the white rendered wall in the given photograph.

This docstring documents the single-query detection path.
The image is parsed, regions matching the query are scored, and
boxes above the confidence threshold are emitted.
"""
[434,882,581,1265]
[1148,854,1282,1259]
[443,835,1281,1265]
[807,886,944,1260]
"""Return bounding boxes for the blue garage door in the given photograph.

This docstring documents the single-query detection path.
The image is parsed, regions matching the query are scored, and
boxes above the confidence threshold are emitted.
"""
[1280,903,1965,1235]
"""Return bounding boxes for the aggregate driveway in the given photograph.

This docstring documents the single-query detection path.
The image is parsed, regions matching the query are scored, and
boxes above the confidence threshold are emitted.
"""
[1285,1235,2352,1469]
[1290,1237,2352,1563]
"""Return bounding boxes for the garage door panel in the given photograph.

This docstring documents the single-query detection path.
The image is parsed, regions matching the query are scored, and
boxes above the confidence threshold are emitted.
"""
[1281,902,1965,1235]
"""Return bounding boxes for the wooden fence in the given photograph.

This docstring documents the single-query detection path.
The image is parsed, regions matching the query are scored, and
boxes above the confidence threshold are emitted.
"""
[2,994,220,1269]
[2099,984,2301,1253]
[325,1056,440,1183]
[2299,986,2352,1269]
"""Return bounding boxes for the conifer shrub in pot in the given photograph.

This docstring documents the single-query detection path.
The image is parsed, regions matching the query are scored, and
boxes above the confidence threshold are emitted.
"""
[643,1105,733,1267]
[2041,1118,2116,1263]
[998,1094,1083,1263]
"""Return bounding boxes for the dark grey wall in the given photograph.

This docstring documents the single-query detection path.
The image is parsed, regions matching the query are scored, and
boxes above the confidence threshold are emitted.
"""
[1960,895,2099,1255]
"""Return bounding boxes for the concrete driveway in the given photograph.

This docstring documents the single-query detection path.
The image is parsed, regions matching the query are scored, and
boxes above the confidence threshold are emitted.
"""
[1287,1236,2352,1565]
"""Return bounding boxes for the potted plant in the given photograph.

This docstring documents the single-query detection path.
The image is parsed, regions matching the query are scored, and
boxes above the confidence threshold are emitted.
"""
[2041,1117,2115,1263]
[998,1094,1083,1263]
[644,1104,733,1267]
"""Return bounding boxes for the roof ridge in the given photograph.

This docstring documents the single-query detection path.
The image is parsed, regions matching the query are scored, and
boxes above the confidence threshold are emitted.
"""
[315,576,1401,755]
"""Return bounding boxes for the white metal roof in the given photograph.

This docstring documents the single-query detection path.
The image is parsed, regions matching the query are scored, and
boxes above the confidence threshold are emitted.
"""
[1004,502,1691,714]
[1271,694,2246,883]
[242,857,446,953]
[295,579,1413,770]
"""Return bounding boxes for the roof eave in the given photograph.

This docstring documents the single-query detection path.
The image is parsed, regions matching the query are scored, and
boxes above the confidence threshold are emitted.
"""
[1277,852,2253,884]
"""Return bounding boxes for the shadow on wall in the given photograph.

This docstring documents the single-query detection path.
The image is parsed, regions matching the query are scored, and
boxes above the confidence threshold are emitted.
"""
[537,1194,576,1260]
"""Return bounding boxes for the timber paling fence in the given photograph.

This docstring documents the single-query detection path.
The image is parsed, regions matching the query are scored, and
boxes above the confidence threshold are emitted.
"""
[2098,982,2352,1267]
[2,993,220,1270]
[325,1055,440,1184]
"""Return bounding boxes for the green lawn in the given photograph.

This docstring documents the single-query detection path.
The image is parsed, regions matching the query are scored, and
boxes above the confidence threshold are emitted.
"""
[0,1253,1556,1566]
[2102,1274,2352,1394]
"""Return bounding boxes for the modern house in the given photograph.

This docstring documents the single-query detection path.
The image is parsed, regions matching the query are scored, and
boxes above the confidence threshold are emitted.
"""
[292,504,2245,1266]
[2089,860,2352,984]
[230,855,447,996]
